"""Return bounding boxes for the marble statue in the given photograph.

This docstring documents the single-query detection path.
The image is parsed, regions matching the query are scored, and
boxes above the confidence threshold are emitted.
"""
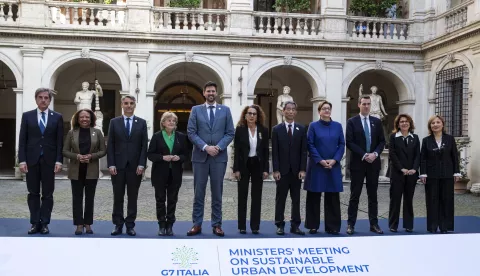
[74,80,103,111]
[276,86,294,125]
[359,84,388,120]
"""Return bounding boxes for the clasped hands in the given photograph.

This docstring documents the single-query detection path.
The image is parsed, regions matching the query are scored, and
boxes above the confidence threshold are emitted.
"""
[401,169,416,176]
[77,154,92,163]
[319,159,336,169]
[363,153,377,163]
[162,155,180,162]
[205,145,221,157]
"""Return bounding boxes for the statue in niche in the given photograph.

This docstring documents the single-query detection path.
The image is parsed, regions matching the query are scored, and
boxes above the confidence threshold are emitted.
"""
[359,84,389,146]
[74,80,103,111]
[276,86,294,125]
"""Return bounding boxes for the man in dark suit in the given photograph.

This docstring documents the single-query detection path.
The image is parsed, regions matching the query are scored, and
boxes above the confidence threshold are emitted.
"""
[346,95,386,235]
[107,95,148,236]
[186,81,235,237]
[19,88,64,234]
[272,101,307,235]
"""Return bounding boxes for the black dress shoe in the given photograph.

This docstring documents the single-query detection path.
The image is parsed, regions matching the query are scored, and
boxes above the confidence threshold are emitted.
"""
[405,228,413,233]
[370,224,384,234]
[290,226,305,235]
[126,228,136,236]
[40,225,49,235]
[239,229,247,234]
[111,225,123,236]
[165,226,174,236]
[276,227,285,235]
[75,226,83,235]
[158,227,166,236]
[389,228,397,233]
[440,230,448,234]
[326,230,339,235]
[346,225,355,235]
[28,225,40,235]
[252,230,259,235]
[309,229,318,234]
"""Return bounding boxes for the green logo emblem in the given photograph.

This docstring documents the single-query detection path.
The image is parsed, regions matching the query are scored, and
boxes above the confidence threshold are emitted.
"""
[172,246,199,268]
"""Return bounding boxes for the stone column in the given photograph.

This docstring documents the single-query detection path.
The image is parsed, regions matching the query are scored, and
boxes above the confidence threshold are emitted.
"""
[127,51,150,119]
[13,88,23,156]
[341,97,350,134]
[321,0,347,15]
[20,46,44,112]
[230,54,250,124]
[126,0,152,32]
[468,44,480,184]
[229,0,253,35]
[413,61,429,139]
[324,58,344,122]
[311,96,326,122]
[19,0,47,27]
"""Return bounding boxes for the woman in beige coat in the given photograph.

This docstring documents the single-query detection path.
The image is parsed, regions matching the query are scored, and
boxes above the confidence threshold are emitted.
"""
[63,108,106,235]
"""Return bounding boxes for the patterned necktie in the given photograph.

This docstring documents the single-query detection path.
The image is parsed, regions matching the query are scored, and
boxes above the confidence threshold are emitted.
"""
[209,106,215,127]
[39,112,46,134]
[288,124,293,140]
[363,117,371,152]
[126,117,131,137]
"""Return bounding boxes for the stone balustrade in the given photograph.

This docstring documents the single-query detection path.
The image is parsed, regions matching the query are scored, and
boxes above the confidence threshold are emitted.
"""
[152,7,229,33]
[0,0,18,24]
[252,12,322,37]
[445,5,468,33]
[347,17,412,41]
[46,1,127,28]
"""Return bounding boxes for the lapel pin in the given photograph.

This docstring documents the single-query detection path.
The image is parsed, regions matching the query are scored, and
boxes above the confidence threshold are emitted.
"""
[296,127,299,130]
[51,113,53,115]
[92,133,95,136]
[135,120,138,122]
[218,107,221,110]
[259,133,262,140]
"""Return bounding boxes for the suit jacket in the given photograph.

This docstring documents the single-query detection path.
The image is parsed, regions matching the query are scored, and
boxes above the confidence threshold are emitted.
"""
[420,134,460,179]
[18,109,64,166]
[187,103,235,163]
[106,116,148,169]
[232,124,269,174]
[147,131,188,186]
[388,132,420,179]
[346,115,385,171]
[271,122,307,176]
[63,127,106,180]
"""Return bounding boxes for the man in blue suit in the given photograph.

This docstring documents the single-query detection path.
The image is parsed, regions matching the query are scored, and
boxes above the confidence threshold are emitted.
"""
[187,81,235,237]
[19,88,64,234]
[346,95,386,235]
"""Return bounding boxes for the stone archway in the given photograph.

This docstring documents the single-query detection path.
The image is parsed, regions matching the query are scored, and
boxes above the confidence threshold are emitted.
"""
[0,60,18,174]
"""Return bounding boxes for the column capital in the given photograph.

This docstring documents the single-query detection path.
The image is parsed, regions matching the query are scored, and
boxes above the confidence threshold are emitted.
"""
[128,51,150,62]
[424,61,432,71]
[230,54,251,65]
[325,58,345,69]
[310,96,326,103]
[396,100,416,106]
[414,61,426,72]
[230,0,253,11]
[13,88,23,94]
[120,90,130,96]
[471,43,480,55]
[20,46,44,57]
[247,95,256,100]
[342,97,351,102]
[428,97,436,104]
[219,93,232,100]
[146,91,156,97]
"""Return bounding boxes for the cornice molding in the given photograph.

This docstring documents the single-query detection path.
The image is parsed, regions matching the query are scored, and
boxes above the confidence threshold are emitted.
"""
[325,58,345,69]
[422,20,480,53]
[12,88,23,94]
[128,50,150,62]
[230,54,251,65]
[311,96,326,103]
[219,93,232,99]
[396,100,416,105]
[414,61,425,72]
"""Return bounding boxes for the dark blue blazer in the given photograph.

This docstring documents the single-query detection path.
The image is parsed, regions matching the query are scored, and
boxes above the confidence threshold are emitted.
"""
[107,116,148,170]
[346,115,385,171]
[18,109,64,166]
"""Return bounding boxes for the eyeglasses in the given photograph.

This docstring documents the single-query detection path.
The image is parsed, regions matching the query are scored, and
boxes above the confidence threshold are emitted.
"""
[321,107,331,111]
[247,112,257,116]
[399,121,409,124]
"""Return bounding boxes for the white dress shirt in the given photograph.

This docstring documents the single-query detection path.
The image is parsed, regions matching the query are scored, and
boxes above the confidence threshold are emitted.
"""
[248,127,257,157]
[285,121,295,135]
[37,108,49,127]
[395,131,414,144]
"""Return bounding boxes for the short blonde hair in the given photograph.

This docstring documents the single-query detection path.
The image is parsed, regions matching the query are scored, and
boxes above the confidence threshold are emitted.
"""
[427,115,446,135]
[160,112,178,131]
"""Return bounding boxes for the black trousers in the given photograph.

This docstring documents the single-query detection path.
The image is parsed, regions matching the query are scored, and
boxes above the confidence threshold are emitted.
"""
[275,170,301,227]
[347,168,380,226]
[111,163,142,228]
[237,157,263,231]
[425,178,454,232]
[305,191,341,232]
[154,169,181,226]
[388,174,417,229]
[26,156,55,226]
[71,179,98,225]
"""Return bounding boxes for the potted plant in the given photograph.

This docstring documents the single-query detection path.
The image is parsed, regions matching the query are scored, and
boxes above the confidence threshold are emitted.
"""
[455,138,471,194]
[273,0,311,13]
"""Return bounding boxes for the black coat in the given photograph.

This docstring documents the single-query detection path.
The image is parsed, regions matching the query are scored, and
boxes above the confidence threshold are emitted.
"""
[388,133,420,179]
[346,115,385,171]
[420,134,460,179]
[106,116,148,169]
[233,124,269,174]
[147,131,188,185]
[272,122,307,175]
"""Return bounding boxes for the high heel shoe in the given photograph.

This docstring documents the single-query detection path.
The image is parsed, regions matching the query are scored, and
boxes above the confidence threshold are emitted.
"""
[75,225,83,235]
[84,225,93,234]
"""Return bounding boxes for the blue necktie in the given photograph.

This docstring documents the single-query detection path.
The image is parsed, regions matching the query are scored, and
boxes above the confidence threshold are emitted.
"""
[209,106,215,127]
[126,117,131,137]
[39,112,46,134]
[363,117,371,152]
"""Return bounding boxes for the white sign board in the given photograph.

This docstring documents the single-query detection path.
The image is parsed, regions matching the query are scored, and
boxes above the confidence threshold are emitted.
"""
[0,234,478,276]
